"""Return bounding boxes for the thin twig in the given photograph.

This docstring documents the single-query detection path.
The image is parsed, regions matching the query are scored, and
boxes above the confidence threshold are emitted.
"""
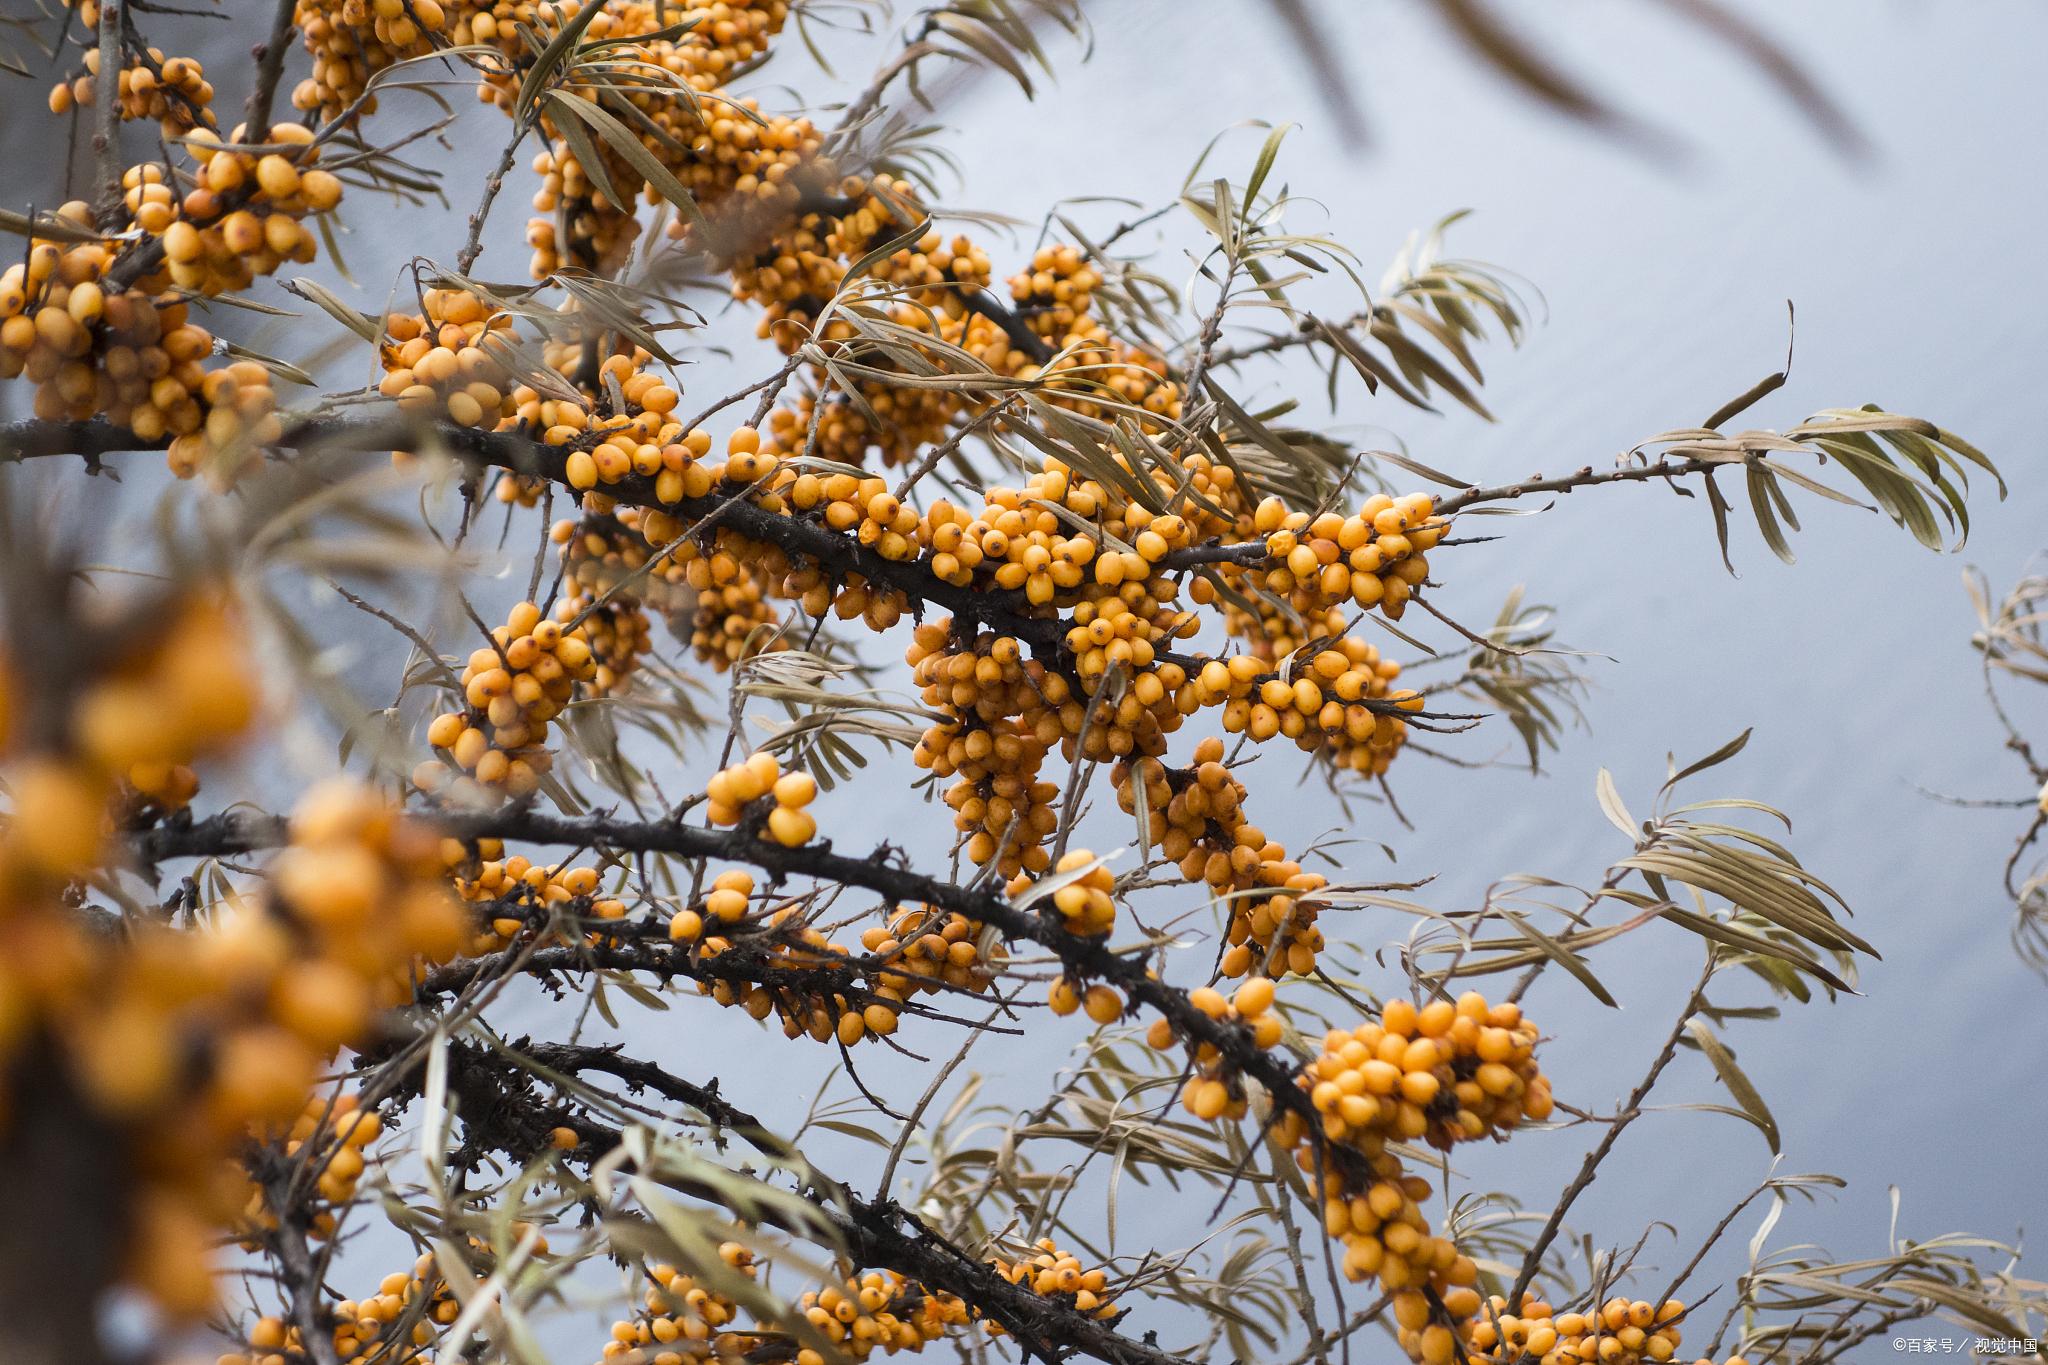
[1504,958,1715,1310]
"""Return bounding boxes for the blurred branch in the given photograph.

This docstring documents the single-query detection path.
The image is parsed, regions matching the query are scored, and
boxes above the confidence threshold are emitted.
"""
[91,0,123,227]
[242,0,299,145]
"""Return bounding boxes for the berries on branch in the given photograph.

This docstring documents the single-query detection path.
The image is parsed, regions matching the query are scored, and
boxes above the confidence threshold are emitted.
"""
[421,598,599,798]
[0,205,282,486]
[598,1243,758,1364]
[704,749,820,846]
[49,44,216,133]
[1463,1294,1745,1365]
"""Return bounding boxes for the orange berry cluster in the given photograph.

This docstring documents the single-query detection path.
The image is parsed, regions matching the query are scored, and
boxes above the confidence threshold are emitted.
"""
[1260,994,1551,1362]
[2,594,249,878]
[562,593,653,695]
[129,785,463,1315]
[665,867,754,945]
[233,1091,383,1244]
[908,627,1065,878]
[458,0,1174,471]
[987,1240,1118,1326]
[691,901,906,1048]
[1293,995,1551,1154]
[1045,846,1117,936]
[1147,975,1284,1121]
[66,597,255,826]
[1009,244,1100,340]
[146,123,341,296]
[553,511,695,617]
[857,904,1004,1000]
[546,423,802,670]
[548,354,688,490]
[223,1246,501,1364]
[1189,635,1420,774]
[671,874,1001,1046]
[551,507,778,679]
[1007,246,1183,429]
[378,286,520,432]
[258,780,474,1034]
[598,1250,972,1365]
[1461,1294,1732,1365]
[792,1270,974,1364]
[1116,737,1331,979]
[290,0,466,122]
[597,1243,757,1364]
[3,682,461,1321]
[49,44,215,132]
[117,755,202,817]
[782,1268,966,1365]
[687,563,786,669]
[454,844,618,950]
[1047,974,1126,1026]
[420,599,599,798]
[0,205,280,485]
[748,215,1022,469]
[704,750,819,846]
[0,596,262,1315]
[1234,492,1445,626]
[525,9,802,277]
[744,217,1181,468]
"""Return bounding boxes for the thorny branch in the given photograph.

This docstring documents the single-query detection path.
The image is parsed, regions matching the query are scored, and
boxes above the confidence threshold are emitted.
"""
[371,1035,1198,1365]
[138,803,1384,1196]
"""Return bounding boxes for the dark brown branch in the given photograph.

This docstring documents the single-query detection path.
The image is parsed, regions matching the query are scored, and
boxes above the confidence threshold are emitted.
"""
[1155,540,1269,572]
[1,414,1070,660]
[962,288,1054,366]
[263,1167,344,1365]
[376,1036,1197,1365]
[413,930,1011,1035]
[242,0,298,144]
[1206,311,1365,369]
[457,109,533,275]
[91,0,124,227]
[1432,456,1722,517]
[136,802,1372,1199]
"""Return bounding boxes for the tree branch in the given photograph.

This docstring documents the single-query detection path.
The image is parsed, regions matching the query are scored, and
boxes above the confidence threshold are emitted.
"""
[1,414,1070,657]
[241,0,298,144]
[1503,959,1714,1310]
[1431,456,1722,517]
[91,0,124,227]
[376,1036,1198,1365]
[136,802,1375,1197]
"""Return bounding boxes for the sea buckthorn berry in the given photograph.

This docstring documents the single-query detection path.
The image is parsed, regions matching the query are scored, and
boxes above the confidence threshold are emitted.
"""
[420,601,598,798]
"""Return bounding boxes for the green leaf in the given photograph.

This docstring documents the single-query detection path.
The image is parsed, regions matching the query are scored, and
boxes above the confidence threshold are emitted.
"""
[1241,121,1294,215]
[543,92,628,216]
[285,277,382,343]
